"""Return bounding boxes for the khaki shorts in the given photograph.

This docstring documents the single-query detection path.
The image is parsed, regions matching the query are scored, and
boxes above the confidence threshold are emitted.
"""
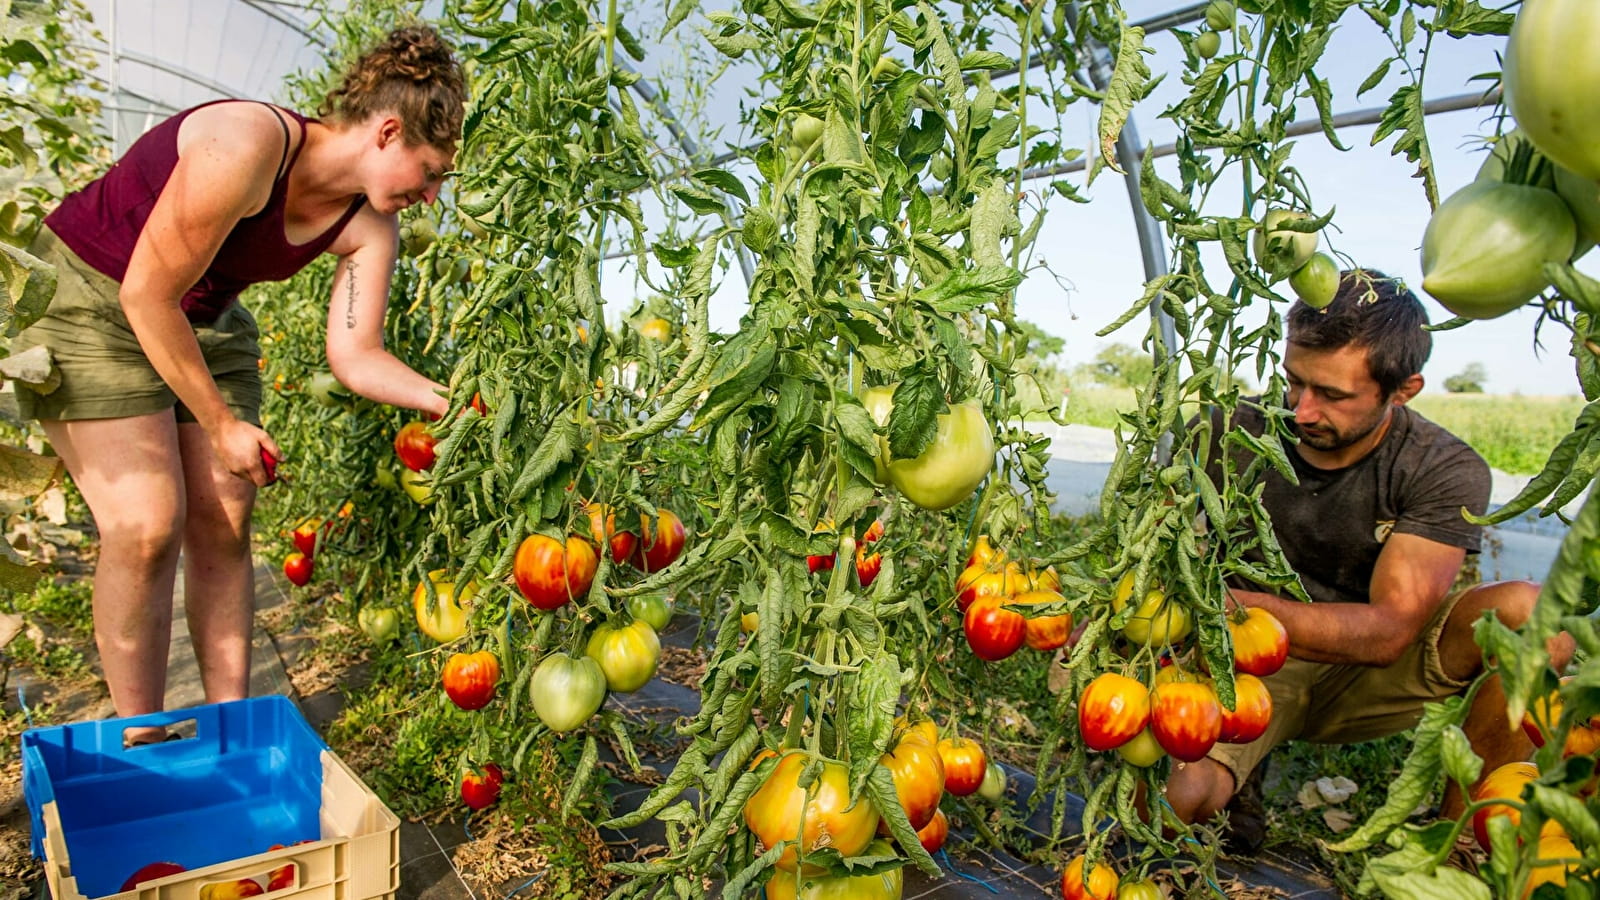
[11,228,263,426]
[1207,589,1471,784]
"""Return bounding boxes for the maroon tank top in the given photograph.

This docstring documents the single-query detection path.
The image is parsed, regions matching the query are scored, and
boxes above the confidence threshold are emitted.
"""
[44,100,366,323]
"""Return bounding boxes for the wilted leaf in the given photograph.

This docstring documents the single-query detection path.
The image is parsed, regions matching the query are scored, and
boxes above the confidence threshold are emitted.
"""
[1323,808,1356,833]
[0,442,61,500]
[0,345,58,392]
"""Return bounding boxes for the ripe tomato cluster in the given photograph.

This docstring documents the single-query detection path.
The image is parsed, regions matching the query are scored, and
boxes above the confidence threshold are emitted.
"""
[953,535,1070,661]
[806,518,884,588]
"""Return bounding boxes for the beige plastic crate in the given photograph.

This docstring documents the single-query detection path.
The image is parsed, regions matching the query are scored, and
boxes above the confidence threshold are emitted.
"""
[41,750,400,900]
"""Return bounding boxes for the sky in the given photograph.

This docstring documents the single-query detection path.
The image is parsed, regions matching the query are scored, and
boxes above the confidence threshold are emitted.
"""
[602,1,1586,397]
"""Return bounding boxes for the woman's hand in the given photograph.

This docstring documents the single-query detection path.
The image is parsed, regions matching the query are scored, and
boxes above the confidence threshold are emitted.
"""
[212,417,283,486]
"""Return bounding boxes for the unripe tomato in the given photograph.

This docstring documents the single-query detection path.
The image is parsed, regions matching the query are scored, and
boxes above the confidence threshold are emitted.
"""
[1521,677,1600,756]
[1288,253,1340,309]
[374,462,398,490]
[1112,575,1193,647]
[514,534,599,610]
[530,652,608,732]
[393,421,437,471]
[897,717,940,748]
[399,467,433,505]
[1013,589,1072,652]
[1118,879,1163,900]
[585,620,661,692]
[878,734,946,830]
[763,839,903,899]
[1471,761,1541,851]
[1061,855,1117,900]
[963,595,1026,661]
[936,737,987,797]
[1114,728,1166,767]
[1151,682,1223,762]
[954,562,1021,612]
[412,570,478,643]
[627,594,674,632]
[1194,30,1221,59]
[1027,564,1062,593]
[978,761,1008,803]
[1078,673,1152,751]
[306,371,344,408]
[1253,209,1319,281]
[744,751,880,872]
[584,502,638,565]
[290,519,319,558]
[1218,673,1272,744]
[638,317,673,341]
[1421,180,1575,319]
[630,508,687,573]
[1478,131,1600,250]
[1503,0,1600,181]
[741,610,760,633]
[1229,607,1289,677]
[460,763,503,810]
[282,552,313,587]
[917,808,949,854]
[357,606,400,644]
[1525,832,1581,897]
[1203,0,1234,30]
[965,534,1005,570]
[862,387,995,511]
[442,650,500,711]
[790,113,825,151]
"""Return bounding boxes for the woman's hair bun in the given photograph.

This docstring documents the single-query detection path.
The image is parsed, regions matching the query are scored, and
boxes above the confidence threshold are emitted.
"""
[321,24,466,147]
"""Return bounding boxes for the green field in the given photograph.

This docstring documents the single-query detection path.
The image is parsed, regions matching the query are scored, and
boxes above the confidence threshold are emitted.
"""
[1057,387,1584,476]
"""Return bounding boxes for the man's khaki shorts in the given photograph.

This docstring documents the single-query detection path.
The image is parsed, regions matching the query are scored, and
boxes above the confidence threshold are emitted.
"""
[1207,588,1472,785]
[11,227,263,426]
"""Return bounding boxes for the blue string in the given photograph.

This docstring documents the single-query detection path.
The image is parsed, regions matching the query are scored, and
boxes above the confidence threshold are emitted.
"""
[464,817,474,842]
[17,687,33,728]
[504,876,541,899]
[938,848,1000,895]
[1157,797,1228,898]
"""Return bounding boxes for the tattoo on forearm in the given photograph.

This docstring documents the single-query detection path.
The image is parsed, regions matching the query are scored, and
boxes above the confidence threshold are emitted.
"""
[345,260,358,329]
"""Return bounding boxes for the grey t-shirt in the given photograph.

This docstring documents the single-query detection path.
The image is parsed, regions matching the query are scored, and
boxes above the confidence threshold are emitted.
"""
[1215,403,1492,606]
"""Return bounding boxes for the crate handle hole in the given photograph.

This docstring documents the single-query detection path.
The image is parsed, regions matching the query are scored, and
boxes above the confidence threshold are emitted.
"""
[120,717,198,748]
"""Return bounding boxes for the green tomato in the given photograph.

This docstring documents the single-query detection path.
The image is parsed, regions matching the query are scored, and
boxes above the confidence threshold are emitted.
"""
[1252,209,1319,281]
[1114,728,1166,767]
[1288,253,1340,309]
[374,462,398,490]
[1204,0,1235,31]
[1117,879,1164,900]
[306,371,346,408]
[530,652,608,732]
[1421,180,1576,320]
[400,467,435,505]
[1504,0,1600,181]
[763,839,904,900]
[357,606,400,644]
[1194,31,1221,60]
[791,114,825,151]
[585,620,661,693]
[1476,131,1600,253]
[862,386,995,512]
[627,594,674,632]
[977,761,1008,803]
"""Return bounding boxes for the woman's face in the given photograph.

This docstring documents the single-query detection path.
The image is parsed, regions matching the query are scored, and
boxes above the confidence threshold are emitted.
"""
[367,116,455,215]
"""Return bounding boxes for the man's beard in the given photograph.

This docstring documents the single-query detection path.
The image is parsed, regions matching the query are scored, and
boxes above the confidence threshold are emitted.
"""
[1293,405,1389,452]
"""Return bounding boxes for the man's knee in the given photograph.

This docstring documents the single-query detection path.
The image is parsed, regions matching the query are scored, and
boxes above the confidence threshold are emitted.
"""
[1165,758,1236,825]
[1445,580,1571,670]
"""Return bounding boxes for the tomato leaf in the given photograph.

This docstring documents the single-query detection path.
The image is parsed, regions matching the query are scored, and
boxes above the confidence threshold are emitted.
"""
[911,265,1023,314]
[864,765,941,876]
[1328,695,1467,851]
[887,372,941,460]
[560,734,598,818]
[846,655,899,797]
[1095,23,1157,178]
[1438,725,1482,793]
[1530,783,1600,850]
[692,167,751,205]
[1361,822,1492,900]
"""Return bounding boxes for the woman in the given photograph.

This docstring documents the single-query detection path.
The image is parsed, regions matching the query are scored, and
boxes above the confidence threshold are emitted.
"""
[13,25,464,742]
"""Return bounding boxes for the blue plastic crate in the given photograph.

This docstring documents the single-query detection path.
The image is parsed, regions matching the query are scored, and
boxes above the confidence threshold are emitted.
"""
[22,697,328,899]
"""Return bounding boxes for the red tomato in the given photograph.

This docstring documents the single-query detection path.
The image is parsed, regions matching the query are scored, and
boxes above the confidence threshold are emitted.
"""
[1013,589,1071,652]
[514,534,599,610]
[954,562,1021,612]
[1523,677,1600,756]
[393,421,437,471]
[878,733,945,830]
[461,763,503,810]
[122,862,187,891]
[917,807,949,854]
[442,650,500,711]
[630,508,687,573]
[259,448,278,485]
[1078,672,1152,751]
[1218,673,1272,744]
[291,519,319,558]
[1060,855,1117,900]
[855,521,884,588]
[584,502,638,565]
[897,717,940,748]
[743,751,880,871]
[1471,761,1541,850]
[936,736,987,797]
[266,863,294,892]
[199,879,264,900]
[1229,607,1288,677]
[963,595,1026,661]
[1150,682,1223,762]
[282,552,313,587]
[807,552,836,574]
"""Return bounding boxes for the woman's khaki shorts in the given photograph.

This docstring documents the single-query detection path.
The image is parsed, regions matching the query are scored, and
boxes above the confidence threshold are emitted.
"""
[1207,589,1472,784]
[12,228,263,425]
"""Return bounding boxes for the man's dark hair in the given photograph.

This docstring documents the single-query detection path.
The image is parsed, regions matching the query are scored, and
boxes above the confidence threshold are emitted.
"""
[1286,268,1431,397]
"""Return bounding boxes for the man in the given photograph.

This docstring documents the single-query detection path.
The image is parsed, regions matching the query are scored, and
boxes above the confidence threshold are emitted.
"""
[1165,269,1558,832]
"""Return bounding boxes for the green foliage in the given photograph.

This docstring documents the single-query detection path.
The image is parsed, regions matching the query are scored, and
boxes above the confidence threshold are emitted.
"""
[1074,342,1155,391]
[1409,393,1585,475]
[1441,362,1487,394]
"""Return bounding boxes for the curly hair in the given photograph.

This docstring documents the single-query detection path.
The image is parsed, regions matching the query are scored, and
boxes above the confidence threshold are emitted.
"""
[1287,268,1432,397]
[320,25,465,148]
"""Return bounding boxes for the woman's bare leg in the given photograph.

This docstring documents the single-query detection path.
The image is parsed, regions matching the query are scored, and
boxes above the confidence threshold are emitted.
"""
[177,422,258,704]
